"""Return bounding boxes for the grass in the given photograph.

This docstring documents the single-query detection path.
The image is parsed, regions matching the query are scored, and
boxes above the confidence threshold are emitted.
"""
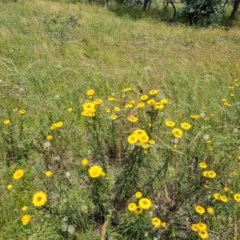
[1,0,240,239]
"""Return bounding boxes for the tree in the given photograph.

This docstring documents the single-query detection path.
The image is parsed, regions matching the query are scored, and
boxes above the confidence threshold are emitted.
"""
[230,0,240,19]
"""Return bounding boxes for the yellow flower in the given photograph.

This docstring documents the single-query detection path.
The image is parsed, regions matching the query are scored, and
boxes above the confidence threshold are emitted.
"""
[208,171,216,178]
[138,197,152,210]
[7,184,13,190]
[81,110,95,117]
[45,171,53,178]
[160,98,168,104]
[197,223,208,231]
[127,115,138,123]
[127,134,138,144]
[81,158,89,166]
[67,107,73,112]
[223,186,229,192]
[191,223,199,232]
[133,129,146,136]
[127,202,137,212]
[137,102,145,109]
[13,169,24,180]
[135,191,142,199]
[180,122,192,130]
[3,119,10,125]
[172,128,183,139]
[55,121,63,128]
[86,89,95,97]
[149,89,158,95]
[46,135,53,141]
[147,99,155,106]
[110,114,118,120]
[32,191,47,207]
[161,222,167,228]
[138,134,149,143]
[50,123,57,130]
[82,102,96,112]
[223,102,231,107]
[202,170,217,179]
[234,193,240,202]
[114,106,120,112]
[190,114,200,120]
[21,214,32,225]
[123,87,132,92]
[154,102,164,110]
[134,206,143,215]
[207,207,214,215]
[21,206,28,212]
[94,99,103,105]
[88,166,104,179]
[165,120,176,128]
[213,193,221,201]
[198,230,209,240]
[219,195,228,203]
[50,121,63,130]
[195,205,205,215]
[124,103,133,109]
[199,162,207,169]
[149,139,155,145]
[19,109,26,115]
[152,217,161,227]
[108,97,116,101]
[140,95,149,101]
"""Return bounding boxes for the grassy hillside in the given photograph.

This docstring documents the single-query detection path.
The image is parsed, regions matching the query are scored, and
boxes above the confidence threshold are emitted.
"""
[1,0,240,239]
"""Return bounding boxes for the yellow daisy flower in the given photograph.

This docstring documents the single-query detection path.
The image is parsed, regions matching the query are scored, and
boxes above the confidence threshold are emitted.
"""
[152,217,161,227]
[172,128,183,139]
[21,214,32,225]
[32,191,47,207]
[128,202,137,212]
[234,193,240,202]
[88,166,104,179]
[195,205,205,215]
[135,191,142,199]
[138,197,152,210]
[165,120,176,128]
[13,169,24,180]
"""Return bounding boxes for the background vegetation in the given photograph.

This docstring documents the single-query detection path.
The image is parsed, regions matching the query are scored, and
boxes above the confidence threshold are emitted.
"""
[0,0,240,239]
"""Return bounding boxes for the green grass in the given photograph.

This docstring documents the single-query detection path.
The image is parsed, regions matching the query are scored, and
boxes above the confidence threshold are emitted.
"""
[1,0,240,239]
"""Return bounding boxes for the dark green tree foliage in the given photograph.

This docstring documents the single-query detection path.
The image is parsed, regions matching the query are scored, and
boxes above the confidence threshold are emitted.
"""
[230,0,240,19]
[178,0,225,25]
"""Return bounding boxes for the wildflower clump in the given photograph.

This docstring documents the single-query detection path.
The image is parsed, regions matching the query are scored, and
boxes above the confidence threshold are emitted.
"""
[191,223,209,239]
[127,194,152,215]
[127,129,151,148]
